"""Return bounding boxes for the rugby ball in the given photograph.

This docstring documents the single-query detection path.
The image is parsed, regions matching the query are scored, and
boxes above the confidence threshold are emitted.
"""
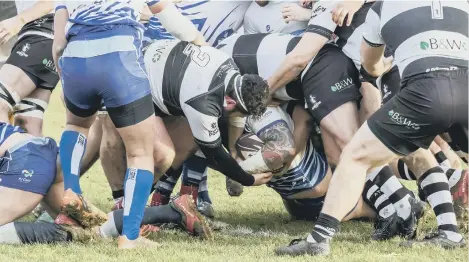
[236,133,264,160]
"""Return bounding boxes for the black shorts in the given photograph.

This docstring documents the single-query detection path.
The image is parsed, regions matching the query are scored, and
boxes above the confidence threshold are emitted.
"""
[368,69,468,155]
[447,124,468,155]
[5,35,58,90]
[282,196,325,221]
[302,44,362,124]
[378,65,401,105]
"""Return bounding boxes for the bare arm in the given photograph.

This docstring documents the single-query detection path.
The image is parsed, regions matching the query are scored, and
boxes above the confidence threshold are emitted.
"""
[52,8,69,76]
[228,116,247,158]
[360,40,391,77]
[0,0,53,44]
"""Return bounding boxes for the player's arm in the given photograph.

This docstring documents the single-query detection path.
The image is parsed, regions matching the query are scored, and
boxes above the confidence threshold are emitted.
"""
[360,4,391,77]
[332,0,376,27]
[52,4,69,76]
[266,2,337,93]
[147,1,208,46]
[228,116,247,158]
[0,0,54,44]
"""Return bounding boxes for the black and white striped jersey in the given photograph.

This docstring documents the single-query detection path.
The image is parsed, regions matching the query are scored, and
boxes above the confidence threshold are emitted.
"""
[363,1,468,81]
[217,33,304,101]
[307,1,373,69]
[144,40,240,147]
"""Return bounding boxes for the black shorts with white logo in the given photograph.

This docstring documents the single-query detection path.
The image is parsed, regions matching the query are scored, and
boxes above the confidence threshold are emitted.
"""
[378,65,401,105]
[302,44,361,124]
[5,35,58,90]
[368,69,468,156]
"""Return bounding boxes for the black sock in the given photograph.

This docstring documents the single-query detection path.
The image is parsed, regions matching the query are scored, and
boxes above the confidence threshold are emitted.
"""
[397,160,417,180]
[363,180,396,218]
[112,189,124,200]
[154,166,183,197]
[113,205,182,234]
[418,166,461,241]
[307,213,340,243]
[14,222,70,244]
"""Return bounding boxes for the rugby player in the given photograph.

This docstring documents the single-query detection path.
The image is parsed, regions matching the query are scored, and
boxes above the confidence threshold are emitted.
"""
[98,0,251,212]
[53,0,208,249]
[275,1,468,256]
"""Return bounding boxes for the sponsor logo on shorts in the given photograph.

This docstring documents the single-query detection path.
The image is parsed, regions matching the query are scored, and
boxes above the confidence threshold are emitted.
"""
[208,122,219,137]
[16,43,31,57]
[42,58,57,72]
[331,78,354,92]
[420,38,467,51]
[311,5,327,18]
[309,95,322,111]
[382,84,391,101]
[388,110,420,130]
[34,17,48,27]
[19,170,34,183]
[425,66,459,73]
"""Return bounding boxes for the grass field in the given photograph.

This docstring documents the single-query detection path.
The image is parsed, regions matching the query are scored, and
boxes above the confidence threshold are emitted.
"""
[0,89,466,262]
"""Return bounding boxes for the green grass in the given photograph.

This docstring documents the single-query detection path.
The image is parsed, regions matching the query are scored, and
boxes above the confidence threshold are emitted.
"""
[0,89,466,262]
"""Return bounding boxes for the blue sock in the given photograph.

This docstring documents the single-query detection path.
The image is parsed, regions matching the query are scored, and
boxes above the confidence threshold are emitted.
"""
[198,171,212,204]
[59,130,86,194]
[122,168,153,240]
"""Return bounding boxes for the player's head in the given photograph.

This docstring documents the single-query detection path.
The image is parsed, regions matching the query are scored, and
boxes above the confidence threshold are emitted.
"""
[225,74,269,117]
[255,0,269,7]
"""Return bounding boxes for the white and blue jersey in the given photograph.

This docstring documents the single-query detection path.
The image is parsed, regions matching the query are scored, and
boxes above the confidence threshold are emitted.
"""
[245,106,328,199]
[0,122,25,146]
[56,0,159,38]
[144,1,250,46]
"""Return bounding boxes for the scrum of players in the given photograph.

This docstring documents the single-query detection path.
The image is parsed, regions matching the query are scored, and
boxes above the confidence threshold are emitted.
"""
[0,0,467,256]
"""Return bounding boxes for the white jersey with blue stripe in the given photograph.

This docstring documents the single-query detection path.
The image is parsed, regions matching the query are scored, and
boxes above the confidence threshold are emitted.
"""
[144,1,250,47]
[245,106,328,198]
[56,0,156,35]
[0,123,25,146]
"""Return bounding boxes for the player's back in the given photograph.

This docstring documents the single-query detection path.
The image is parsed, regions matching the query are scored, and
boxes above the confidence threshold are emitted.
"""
[145,1,250,46]
[144,39,238,116]
[375,1,468,79]
[243,1,307,35]
[218,33,302,100]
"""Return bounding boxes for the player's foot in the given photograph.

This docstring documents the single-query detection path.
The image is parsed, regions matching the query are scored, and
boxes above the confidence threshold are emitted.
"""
[399,196,426,239]
[400,230,466,249]
[372,212,400,241]
[139,224,160,237]
[150,192,170,207]
[226,177,243,196]
[61,189,108,228]
[111,197,124,211]
[170,194,213,240]
[117,235,160,249]
[274,238,330,256]
[197,201,215,219]
[451,169,468,220]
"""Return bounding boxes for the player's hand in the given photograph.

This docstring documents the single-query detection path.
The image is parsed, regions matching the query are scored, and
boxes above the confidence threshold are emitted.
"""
[300,0,313,8]
[282,3,312,23]
[382,56,394,74]
[0,16,25,45]
[252,172,273,186]
[332,0,364,27]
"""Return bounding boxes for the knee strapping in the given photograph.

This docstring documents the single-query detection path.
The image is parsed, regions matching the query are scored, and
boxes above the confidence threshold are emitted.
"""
[0,81,21,110]
[13,98,48,119]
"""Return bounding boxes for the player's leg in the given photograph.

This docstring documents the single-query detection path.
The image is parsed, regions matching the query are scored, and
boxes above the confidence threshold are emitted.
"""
[79,115,103,175]
[100,194,212,240]
[12,88,51,136]
[358,81,382,124]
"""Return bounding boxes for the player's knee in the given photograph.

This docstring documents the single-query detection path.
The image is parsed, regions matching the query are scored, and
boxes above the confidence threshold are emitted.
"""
[340,140,369,167]
[154,147,175,173]
[0,80,21,114]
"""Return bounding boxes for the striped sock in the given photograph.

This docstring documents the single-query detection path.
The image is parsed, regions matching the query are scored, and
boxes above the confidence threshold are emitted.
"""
[397,160,417,181]
[445,169,463,190]
[198,169,212,204]
[419,167,462,242]
[307,213,340,243]
[363,180,396,218]
[153,167,181,198]
[367,165,412,220]
[434,151,451,171]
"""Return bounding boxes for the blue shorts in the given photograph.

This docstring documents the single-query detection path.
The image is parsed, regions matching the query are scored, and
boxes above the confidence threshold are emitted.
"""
[60,24,154,128]
[0,137,58,195]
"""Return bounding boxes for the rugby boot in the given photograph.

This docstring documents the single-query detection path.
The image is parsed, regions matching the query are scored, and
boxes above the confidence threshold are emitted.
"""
[117,235,160,249]
[274,238,330,256]
[150,192,170,207]
[400,230,466,249]
[62,224,101,243]
[61,189,108,228]
[180,185,198,204]
[226,177,243,196]
[139,224,160,237]
[372,212,401,241]
[450,169,468,220]
[55,211,80,227]
[399,196,426,239]
[111,197,124,211]
[170,194,213,240]
[197,200,215,219]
